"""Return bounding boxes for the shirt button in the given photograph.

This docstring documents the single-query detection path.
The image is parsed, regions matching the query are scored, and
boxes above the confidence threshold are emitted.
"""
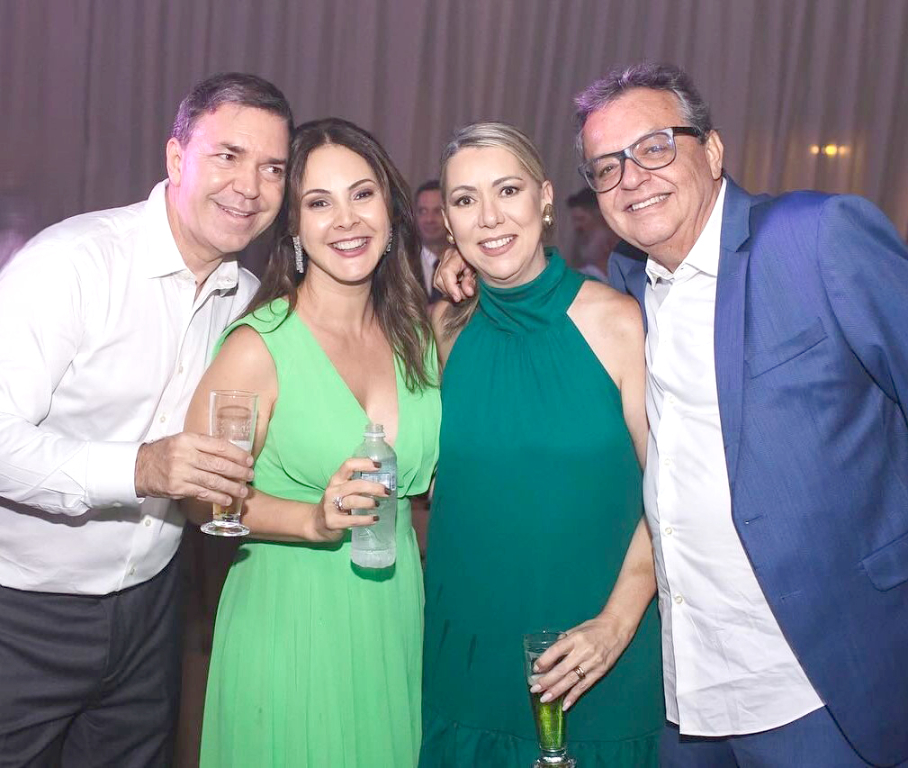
[663,457,672,467]
[144,518,151,527]
[664,526,673,536]
[129,566,137,576]
[668,394,677,405]
[178,364,184,374]
[159,415,166,423]
[674,594,684,604]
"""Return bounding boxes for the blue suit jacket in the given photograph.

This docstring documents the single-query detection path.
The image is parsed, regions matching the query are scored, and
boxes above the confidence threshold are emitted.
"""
[609,178,908,766]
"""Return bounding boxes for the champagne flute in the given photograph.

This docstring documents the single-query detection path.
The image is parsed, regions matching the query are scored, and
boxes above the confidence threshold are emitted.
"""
[523,631,576,768]
[201,390,257,537]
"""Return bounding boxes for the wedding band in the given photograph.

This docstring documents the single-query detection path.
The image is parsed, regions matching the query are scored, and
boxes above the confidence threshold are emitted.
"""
[332,495,346,512]
[574,665,586,681]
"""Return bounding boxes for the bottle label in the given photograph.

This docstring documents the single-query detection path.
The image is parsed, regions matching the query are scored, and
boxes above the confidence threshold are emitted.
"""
[359,471,396,493]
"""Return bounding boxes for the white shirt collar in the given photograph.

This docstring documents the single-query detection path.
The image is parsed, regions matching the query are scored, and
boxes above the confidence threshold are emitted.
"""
[645,178,727,284]
[142,180,239,292]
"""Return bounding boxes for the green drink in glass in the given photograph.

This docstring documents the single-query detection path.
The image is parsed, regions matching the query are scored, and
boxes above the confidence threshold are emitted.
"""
[523,632,576,768]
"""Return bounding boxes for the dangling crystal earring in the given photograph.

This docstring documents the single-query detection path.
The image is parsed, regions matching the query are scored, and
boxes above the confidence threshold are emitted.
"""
[292,235,305,274]
[384,228,394,255]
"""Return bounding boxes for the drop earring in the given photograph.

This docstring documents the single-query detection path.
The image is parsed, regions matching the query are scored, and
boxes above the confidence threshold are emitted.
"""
[384,228,394,254]
[292,235,305,274]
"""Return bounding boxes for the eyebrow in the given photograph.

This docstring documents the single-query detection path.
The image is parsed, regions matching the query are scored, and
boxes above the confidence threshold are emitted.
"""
[449,175,524,196]
[301,178,376,197]
[215,142,287,166]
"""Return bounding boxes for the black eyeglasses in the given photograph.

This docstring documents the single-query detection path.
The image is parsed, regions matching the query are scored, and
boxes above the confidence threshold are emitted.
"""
[578,126,704,193]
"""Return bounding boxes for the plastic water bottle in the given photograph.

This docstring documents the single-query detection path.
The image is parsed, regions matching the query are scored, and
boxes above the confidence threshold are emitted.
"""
[351,423,397,568]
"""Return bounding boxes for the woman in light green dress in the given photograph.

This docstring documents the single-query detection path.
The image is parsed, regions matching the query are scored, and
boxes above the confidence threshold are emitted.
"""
[186,118,440,768]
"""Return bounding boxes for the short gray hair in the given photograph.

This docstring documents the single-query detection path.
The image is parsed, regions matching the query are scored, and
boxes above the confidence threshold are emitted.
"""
[171,72,293,146]
[573,63,713,156]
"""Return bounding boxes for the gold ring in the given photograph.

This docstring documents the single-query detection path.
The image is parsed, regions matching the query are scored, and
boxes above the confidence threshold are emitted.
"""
[574,665,586,681]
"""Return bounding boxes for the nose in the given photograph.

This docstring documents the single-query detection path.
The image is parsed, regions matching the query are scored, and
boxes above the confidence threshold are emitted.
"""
[620,158,651,190]
[233,162,261,199]
[479,196,503,228]
[333,199,360,229]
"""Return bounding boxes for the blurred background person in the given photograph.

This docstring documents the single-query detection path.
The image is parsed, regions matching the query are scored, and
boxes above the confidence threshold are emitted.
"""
[566,187,620,283]
[186,117,440,768]
[413,179,446,303]
[420,122,662,767]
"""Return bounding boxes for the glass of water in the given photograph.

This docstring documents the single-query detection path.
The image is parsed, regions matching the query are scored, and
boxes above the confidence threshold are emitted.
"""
[523,631,576,768]
[201,390,257,537]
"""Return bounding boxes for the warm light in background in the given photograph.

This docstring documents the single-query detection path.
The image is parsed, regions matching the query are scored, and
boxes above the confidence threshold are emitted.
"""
[810,144,850,157]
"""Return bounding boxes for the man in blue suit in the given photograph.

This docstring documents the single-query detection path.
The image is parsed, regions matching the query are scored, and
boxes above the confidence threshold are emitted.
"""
[574,63,908,767]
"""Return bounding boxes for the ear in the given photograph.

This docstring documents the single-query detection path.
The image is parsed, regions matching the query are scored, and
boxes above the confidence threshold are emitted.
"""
[442,208,453,235]
[165,137,184,186]
[704,130,724,180]
[540,179,554,209]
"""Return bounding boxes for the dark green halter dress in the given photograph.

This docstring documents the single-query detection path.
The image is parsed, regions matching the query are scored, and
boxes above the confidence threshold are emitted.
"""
[420,254,663,767]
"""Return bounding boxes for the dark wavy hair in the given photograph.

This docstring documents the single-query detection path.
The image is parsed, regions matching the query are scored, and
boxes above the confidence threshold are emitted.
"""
[248,117,434,392]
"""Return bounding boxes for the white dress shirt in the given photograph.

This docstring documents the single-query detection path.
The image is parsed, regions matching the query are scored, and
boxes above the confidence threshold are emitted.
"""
[642,180,824,735]
[419,245,439,295]
[0,181,257,595]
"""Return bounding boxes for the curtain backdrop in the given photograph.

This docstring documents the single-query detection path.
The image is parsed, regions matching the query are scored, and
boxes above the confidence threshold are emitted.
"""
[2,0,907,246]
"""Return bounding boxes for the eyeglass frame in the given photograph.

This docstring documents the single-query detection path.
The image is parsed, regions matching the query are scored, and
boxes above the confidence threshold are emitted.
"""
[578,126,706,193]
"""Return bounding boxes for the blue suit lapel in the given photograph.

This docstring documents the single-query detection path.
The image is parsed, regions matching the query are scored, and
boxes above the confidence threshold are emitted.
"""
[714,178,757,488]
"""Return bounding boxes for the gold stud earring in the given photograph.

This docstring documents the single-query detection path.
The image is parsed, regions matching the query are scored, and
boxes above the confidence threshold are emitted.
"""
[541,204,555,228]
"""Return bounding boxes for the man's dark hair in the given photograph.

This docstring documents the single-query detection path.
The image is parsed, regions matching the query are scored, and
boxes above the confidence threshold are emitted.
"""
[415,179,441,199]
[573,63,713,156]
[566,188,599,210]
[171,72,293,145]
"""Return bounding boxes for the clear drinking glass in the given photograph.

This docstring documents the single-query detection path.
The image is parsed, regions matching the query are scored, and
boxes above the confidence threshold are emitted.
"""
[201,390,257,537]
[523,631,576,768]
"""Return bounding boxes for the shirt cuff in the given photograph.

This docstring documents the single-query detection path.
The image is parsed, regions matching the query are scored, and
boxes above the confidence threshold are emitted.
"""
[84,441,143,508]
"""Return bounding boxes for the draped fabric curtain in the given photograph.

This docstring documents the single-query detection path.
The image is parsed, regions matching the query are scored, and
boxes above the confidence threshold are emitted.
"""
[2,0,907,246]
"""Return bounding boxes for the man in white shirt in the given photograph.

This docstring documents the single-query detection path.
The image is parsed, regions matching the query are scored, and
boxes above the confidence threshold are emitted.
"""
[414,179,446,303]
[576,64,908,767]
[0,72,291,767]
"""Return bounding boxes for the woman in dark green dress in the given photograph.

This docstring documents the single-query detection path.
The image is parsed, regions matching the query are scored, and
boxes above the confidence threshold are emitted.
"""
[420,123,663,767]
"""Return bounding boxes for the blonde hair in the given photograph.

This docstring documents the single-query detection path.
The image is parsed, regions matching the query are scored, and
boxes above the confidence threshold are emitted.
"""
[438,122,549,337]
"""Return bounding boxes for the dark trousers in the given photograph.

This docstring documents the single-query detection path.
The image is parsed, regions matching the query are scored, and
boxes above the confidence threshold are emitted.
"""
[0,556,182,768]
[660,707,906,768]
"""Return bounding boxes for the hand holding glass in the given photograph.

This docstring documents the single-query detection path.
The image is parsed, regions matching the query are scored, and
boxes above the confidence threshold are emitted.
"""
[201,390,257,537]
[524,632,576,768]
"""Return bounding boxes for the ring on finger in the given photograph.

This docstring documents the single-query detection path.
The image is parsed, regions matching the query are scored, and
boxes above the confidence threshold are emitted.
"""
[332,495,347,512]
[574,665,586,681]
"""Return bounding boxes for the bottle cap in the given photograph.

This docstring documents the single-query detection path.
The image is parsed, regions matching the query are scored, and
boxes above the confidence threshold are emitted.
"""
[364,422,385,437]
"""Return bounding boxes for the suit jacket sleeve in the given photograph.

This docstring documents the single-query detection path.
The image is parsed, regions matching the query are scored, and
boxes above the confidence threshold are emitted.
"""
[818,195,908,425]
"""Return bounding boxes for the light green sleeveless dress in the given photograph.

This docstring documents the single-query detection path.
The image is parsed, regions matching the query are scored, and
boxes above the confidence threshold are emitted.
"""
[200,299,441,768]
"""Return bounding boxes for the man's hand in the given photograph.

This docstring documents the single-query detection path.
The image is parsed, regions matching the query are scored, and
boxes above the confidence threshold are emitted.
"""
[134,433,254,507]
[433,246,476,302]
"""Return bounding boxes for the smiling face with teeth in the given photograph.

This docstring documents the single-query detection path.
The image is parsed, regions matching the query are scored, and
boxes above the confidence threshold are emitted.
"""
[297,144,392,285]
[443,145,553,288]
[581,88,724,272]
[165,104,289,280]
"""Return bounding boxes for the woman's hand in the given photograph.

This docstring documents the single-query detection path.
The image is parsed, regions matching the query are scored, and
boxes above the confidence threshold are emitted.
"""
[433,246,476,302]
[312,457,389,542]
[530,611,634,711]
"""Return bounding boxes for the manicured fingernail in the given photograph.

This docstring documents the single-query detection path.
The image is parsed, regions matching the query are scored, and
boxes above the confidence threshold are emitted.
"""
[540,692,552,703]
[533,663,540,673]
[563,700,572,712]
[373,460,381,468]
[372,515,380,522]
[529,684,541,693]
